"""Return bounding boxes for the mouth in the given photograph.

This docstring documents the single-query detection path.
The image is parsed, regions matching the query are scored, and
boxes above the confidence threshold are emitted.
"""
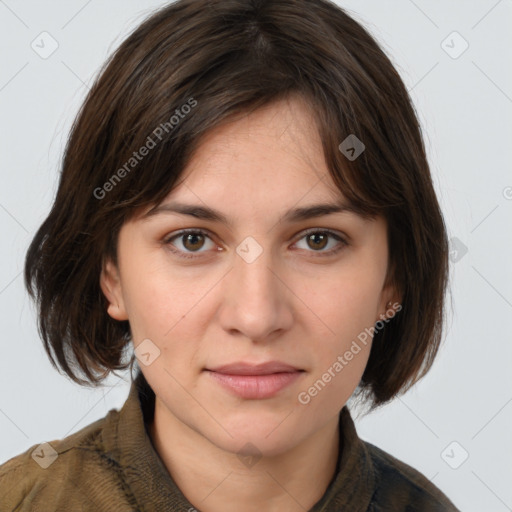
[204,361,305,399]
[205,361,304,376]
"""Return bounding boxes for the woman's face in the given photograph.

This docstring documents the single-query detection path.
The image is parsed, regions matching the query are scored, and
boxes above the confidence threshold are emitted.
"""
[101,96,396,457]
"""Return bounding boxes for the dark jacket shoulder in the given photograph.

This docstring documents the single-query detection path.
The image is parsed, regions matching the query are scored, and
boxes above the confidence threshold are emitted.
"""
[364,441,460,511]
[0,410,133,511]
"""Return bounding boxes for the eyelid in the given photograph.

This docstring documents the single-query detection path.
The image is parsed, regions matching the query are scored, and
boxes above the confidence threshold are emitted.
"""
[297,227,348,244]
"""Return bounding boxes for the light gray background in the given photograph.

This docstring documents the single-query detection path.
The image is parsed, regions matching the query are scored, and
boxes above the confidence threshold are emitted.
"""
[1,1,511,510]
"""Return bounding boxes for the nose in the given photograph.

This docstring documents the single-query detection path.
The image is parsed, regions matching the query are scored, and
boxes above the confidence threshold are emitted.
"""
[218,239,294,342]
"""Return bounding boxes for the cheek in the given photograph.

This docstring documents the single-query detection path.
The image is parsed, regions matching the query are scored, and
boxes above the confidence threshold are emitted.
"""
[306,266,383,344]
[121,257,215,344]
[296,279,377,412]
[119,256,177,338]
[298,263,383,398]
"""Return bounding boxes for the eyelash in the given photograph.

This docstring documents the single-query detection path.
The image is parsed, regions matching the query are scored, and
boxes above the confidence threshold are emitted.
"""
[163,228,348,260]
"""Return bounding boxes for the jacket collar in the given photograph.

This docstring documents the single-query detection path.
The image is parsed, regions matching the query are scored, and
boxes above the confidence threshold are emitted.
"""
[103,370,375,511]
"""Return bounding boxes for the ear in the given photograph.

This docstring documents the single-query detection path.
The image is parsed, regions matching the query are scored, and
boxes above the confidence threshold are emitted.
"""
[100,258,128,321]
[376,273,402,323]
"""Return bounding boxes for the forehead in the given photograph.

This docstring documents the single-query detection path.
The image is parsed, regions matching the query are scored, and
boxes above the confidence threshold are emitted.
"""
[140,98,380,232]
[168,97,339,203]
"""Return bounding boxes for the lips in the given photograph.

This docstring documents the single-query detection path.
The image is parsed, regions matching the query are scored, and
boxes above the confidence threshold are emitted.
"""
[206,361,303,376]
[205,362,304,399]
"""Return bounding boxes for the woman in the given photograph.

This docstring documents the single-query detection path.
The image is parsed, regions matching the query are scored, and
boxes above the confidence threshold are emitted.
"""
[0,0,459,510]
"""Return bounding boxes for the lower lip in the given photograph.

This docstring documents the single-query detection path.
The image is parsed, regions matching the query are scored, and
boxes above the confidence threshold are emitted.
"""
[206,371,303,399]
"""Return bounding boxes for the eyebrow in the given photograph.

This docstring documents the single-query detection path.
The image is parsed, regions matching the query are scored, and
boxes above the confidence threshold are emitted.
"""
[143,200,362,226]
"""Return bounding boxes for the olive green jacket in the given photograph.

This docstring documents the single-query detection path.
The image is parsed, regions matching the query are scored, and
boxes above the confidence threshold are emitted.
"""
[0,371,459,511]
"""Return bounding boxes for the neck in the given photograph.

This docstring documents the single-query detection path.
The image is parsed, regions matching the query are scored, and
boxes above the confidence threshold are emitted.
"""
[149,398,341,512]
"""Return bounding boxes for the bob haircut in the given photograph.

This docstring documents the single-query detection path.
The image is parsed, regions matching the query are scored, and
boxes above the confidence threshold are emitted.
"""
[25,0,449,408]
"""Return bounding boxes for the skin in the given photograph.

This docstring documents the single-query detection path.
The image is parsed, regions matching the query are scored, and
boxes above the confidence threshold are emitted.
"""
[101,95,398,512]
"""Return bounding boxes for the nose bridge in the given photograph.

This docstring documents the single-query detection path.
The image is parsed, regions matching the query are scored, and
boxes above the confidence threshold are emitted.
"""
[233,235,279,303]
[219,235,290,339]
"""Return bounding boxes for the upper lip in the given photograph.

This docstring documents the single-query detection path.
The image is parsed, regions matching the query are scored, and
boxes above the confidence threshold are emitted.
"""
[206,361,303,375]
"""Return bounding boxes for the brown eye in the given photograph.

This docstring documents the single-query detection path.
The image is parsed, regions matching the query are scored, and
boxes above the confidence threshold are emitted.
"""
[306,232,329,251]
[294,229,348,256]
[182,232,206,252]
[164,229,216,259]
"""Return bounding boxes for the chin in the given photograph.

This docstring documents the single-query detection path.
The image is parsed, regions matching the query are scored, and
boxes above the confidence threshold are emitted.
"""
[203,416,304,459]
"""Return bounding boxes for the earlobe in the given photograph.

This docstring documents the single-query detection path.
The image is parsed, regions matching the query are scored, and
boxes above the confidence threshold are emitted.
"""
[382,299,401,320]
[377,279,402,323]
[100,259,128,321]
[375,300,397,325]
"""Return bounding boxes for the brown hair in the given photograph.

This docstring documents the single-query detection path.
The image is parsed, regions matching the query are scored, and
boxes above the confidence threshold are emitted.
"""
[24,0,449,407]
